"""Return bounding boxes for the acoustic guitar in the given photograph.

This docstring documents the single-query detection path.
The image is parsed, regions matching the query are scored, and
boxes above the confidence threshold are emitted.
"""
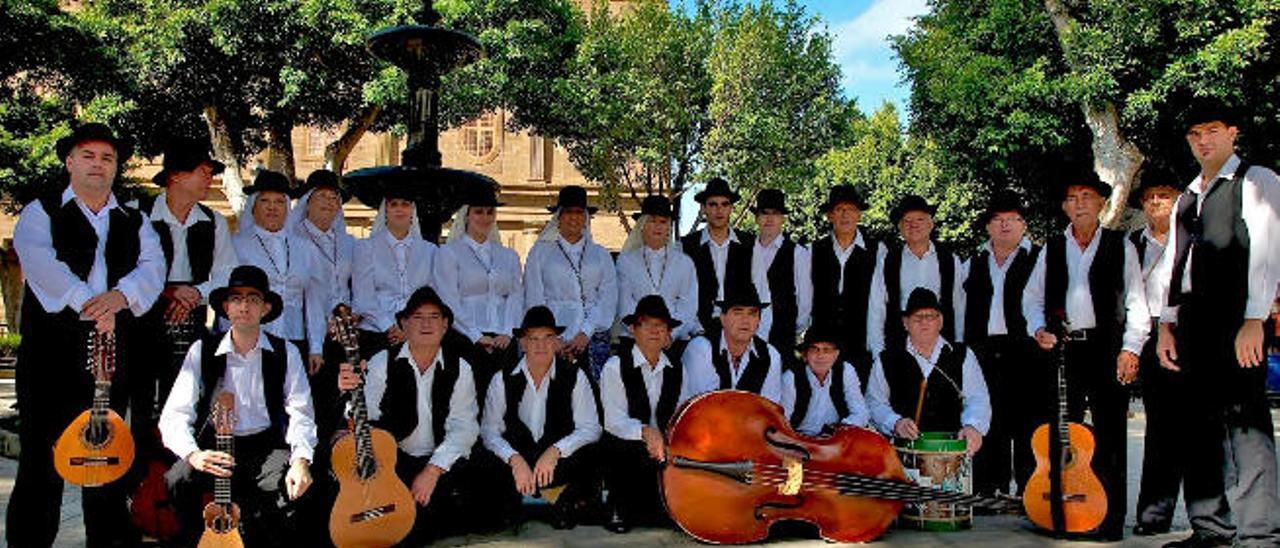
[328,304,415,548]
[1023,335,1107,533]
[198,392,245,548]
[53,330,135,486]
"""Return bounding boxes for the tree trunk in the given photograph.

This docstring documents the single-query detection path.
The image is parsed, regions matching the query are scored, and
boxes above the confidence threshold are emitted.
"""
[265,124,296,184]
[204,104,246,213]
[324,105,382,174]
[1043,0,1145,228]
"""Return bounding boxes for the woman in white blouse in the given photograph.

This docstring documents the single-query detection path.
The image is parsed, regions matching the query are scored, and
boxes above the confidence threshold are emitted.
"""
[524,185,618,381]
[351,184,437,359]
[615,195,700,344]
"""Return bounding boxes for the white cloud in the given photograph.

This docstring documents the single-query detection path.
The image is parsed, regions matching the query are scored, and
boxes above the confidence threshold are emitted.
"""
[831,0,929,59]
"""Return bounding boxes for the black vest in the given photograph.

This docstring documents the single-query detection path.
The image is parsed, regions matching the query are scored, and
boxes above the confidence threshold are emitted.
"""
[195,332,289,446]
[39,191,144,291]
[680,230,756,330]
[963,244,1042,342]
[883,242,957,345]
[1168,164,1251,321]
[1045,229,1126,348]
[762,238,799,352]
[374,343,463,445]
[788,361,851,430]
[809,235,879,363]
[1128,231,1149,267]
[705,326,773,394]
[138,195,217,284]
[617,344,684,432]
[501,359,579,459]
[880,343,967,432]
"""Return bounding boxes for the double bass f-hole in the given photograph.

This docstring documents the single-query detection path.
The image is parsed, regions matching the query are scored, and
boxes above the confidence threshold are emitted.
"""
[763,426,810,462]
[754,427,810,519]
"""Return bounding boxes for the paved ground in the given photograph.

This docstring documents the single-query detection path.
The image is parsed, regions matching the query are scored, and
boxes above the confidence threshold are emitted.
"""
[0,377,1276,547]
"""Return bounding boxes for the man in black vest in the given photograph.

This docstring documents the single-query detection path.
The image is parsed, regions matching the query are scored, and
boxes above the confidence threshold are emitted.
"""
[599,295,684,533]
[1033,171,1150,542]
[781,324,870,436]
[680,177,755,331]
[478,306,602,530]
[1155,101,1280,548]
[159,265,318,547]
[8,123,166,548]
[749,188,812,364]
[870,194,965,357]
[336,286,480,542]
[866,289,990,455]
[960,193,1046,497]
[680,283,784,404]
[809,184,881,386]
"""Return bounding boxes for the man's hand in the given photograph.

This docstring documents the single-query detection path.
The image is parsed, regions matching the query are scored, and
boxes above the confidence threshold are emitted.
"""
[559,332,589,358]
[285,459,312,500]
[308,354,324,376]
[337,361,366,391]
[1236,319,1265,368]
[1157,323,1180,371]
[1034,328,1057,351]
[490,335,512,350]
[1116,350,1140,385]
[387,325,405,345]
[958,426,984,456]
[167,285,202,309]
[534,446,561,488]
[641,426,666,462]
[894,418,920,440]
[187,450,234,478]
[82,290,127,332]
[410,464,444,506]
[509,455,536,496]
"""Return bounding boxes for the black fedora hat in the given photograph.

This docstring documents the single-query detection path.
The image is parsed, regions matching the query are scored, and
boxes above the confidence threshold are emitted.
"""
[1183,97,1243,129]
[464,186,505,208]
[694,177,741,204]
[890,194,938,224]
[819,184,869,212]
[1057,167,1113,199]
[243,170,293,196]
[1129,163,1188,208]
[978,192,1028,226]
[151,138,225,186]
[750,188,788,214]
[798,324,841,352]
[622,295,682,329]
[293,169,351,202]
[210,265,284,323]
[632,195,675,220]
[395,286,454,325]
[547,185,598,214]
[56,122,134,163]
[715,282,770,311]
[903,287,942,317]
[513,305,566,337]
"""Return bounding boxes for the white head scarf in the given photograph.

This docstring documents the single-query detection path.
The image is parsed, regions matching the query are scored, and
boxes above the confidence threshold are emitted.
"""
[537,207,594,244]
[446,205,502,244]
[238,189,292,235]
[287,188,349,236]
[370,197,423,239]
[620,213,676,253]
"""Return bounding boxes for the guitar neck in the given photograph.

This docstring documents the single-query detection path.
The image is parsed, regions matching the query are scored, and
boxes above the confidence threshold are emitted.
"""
[1056,346,1072,452]
[214,433,233,505]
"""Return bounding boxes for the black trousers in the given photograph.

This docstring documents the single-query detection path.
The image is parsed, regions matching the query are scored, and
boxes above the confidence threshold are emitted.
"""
[600,435,666,523]
[393,451,480,543]
[1135,323,1187,529]
[971,334,1048,496]
[472,445,595,526]
[1060,335,1129,536]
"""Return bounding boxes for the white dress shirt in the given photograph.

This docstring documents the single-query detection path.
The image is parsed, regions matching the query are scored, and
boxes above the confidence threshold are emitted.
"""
[524,236,618,340]
[360,345,478,469]
[600,346,673,440]
[865,337,991,437]
[352,229,437,332]
[1055,225,1150,354]
[14,186,165,316]
[434,236,524,343]
[160,331,318,463]
[750,235,814,338]
[1136,227,1170,320]
[480,358,601,463]
[957,238,1045,340]
[780,363,870,435]
[615,245,700,340]
[699,227,742,307]
[868,241,967,354]
[232,225,324,344]
[297,219,355,352]
[679,332,783,405]
[145,192,238,298]
[831,232,867,289]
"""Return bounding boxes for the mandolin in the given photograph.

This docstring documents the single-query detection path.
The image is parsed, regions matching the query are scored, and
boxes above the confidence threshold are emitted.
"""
[328,304,415,548]
[198,392,245,548]
[53,330,135,486]
[1022,336,1107,533]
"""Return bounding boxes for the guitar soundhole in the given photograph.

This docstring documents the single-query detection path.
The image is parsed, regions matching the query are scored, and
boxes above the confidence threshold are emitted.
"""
[79,420,112,448]
[212,515,236,534]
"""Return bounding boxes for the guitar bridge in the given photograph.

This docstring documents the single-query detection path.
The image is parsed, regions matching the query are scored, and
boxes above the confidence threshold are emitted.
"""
[1041,493,1089,502]
[69,456,121,466]
[350,504,398,523]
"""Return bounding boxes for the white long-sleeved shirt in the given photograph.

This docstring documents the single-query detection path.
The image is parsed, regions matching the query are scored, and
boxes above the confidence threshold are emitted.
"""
[1157,155,1280,323]
[679,332,783,405]
[1134,227,1169,321]
[232,225,324,345]
[1049,225,1150,354]
[296,219,355,353]
[600,345,674,440]
[359,345,478,469]
[14,186,165,316]
[698,227,743,313]
[524,236,618,341]
[615,245,700,340]
[160,331,318,464]
[480,358,601,463]
[352,229,437,333]
[957,238,1045,340]
[780,363,870,435]
[868,241,967,354]
[750,235,814,338]
[143,192,238,300]
[434,236,523,343]
[865,337,991,437]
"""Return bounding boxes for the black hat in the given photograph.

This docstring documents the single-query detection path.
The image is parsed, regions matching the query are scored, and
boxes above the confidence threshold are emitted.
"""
[56,123,133,163]
[513,306,566,337]
[978,192,1028,226]
[632,195,675,220]
[547,185,598,214]
[1058,168,1113,199]
[151,138,225,186]
[819,184,869,212]
[890,194,938,224]
[798,324,841,352]
[210,265,284,324]
[464,186,505,208]
[395,286,454,325]
[243,170,293,196]
[694,177,741,204]
[293,169,351,202]
[715,283,770,311]
[1183,97,1243,129]
[750,188,788,214]
[903,288,942,317]
[1129,164,1188,208]
[622,295,682,329]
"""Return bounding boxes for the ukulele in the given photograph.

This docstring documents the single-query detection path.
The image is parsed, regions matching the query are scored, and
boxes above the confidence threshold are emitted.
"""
[54,330,135,486]
[328,304,415,548]
[1022,333,1107,533]
[199,392,245,548]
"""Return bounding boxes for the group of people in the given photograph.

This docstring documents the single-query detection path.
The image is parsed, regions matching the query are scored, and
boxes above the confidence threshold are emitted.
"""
[5,97,1278,548]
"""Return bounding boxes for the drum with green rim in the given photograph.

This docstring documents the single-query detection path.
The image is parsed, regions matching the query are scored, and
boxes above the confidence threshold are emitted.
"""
[894,432,972,531]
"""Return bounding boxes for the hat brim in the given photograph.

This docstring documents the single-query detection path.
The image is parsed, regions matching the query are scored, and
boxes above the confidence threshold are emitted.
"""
[890,204,939,224]
[1060,181,1113,200]
[1127,182,1185,209]
[151,160,226,187]
[632,210,674,220]
[749,205,788,214]
[694,189,742,204]
[512,325,567,337]
[293,182,353,203]
[819,198,869,213]
[714,300,771,311]
[621,313,682,329]
[209,286,284,324]
[547,205,599,214]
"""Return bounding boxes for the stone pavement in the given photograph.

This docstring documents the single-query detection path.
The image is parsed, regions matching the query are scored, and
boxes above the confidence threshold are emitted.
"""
[0,376,1275,547]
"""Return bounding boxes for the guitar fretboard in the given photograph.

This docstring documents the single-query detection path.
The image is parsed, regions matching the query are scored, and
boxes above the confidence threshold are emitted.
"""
[214,433,234,506]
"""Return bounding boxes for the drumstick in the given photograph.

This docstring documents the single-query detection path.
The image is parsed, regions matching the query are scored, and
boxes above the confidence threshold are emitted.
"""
[913,378,928,427]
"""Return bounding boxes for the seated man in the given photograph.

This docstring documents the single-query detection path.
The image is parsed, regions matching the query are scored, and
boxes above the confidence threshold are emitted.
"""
[680,284,784,404]
[478,306,602,529]
[336,286,479,543]
[781,325,871,435]
[159,265,317,547]
[599,295,684,533]
[866,288,990,456]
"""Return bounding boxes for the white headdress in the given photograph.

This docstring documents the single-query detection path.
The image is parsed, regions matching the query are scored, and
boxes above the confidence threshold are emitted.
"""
[370,197,423,239]
[537,207,594,243]
[237,189,292,235]
[286,188,349,236]
[446,205,502,244]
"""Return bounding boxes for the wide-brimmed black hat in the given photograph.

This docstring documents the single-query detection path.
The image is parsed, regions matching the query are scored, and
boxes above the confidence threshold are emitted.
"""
[903,288,942,317]
[151,138,225,186]
[243,170,293,196]
[210,265,284,323]
[464,186,505,208]
[750,188,788,214]
[1183,97,1243,129]
[56,123,134,163]
[293,169,351,202]
[395,286,454,325]
[694,177,741,204]
[890,194,938,224]
[622,295,682,329]
[798,324,841,352]
[632,195,675,220]
[715,283,770,311]
[547,185,598,214]
[1129,164,1188,208]
[978,192,1028,226]
[819,184,869,212]
[1058,168,1113,199]
[513,306,566,337]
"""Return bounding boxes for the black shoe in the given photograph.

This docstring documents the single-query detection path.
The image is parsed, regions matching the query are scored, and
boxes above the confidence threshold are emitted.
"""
[549,503,577,530]
[1134,522,1171,536]
[604,508,631,534]
[1162,533,1234,548]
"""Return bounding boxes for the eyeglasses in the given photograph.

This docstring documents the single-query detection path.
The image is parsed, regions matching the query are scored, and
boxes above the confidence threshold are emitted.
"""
[226,294,264,305]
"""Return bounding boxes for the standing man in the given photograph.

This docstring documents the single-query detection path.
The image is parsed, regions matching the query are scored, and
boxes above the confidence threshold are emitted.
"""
[8,123,165,548]
[809,185,881,385]
[680,177,755,331]
[748,188,812,363]
[680,284,784,405]
[1155,101,1280,548]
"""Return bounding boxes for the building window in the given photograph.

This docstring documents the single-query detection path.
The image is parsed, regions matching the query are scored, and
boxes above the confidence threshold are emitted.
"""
[306,127,336,158]
[529,135,553,181]
[462,113,500,162]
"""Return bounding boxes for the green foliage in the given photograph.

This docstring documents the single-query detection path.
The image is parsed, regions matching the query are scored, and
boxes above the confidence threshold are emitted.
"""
[0,333,19,358]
